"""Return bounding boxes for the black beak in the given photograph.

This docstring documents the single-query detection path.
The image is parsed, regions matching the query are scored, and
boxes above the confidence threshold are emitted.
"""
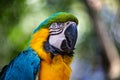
[61,23,78,53]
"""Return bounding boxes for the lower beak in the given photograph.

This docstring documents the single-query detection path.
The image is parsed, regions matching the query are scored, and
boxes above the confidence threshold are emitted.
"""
[61,23,78,52]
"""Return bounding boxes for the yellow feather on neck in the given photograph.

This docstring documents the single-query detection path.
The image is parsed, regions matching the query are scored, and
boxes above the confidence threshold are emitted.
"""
[30,28,51,63]
[39,55,72,80]
[30,28,73,80]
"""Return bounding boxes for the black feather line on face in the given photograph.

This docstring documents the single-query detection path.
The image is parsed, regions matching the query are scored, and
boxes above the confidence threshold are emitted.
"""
[49,29,63,35]
[49,22,64,35]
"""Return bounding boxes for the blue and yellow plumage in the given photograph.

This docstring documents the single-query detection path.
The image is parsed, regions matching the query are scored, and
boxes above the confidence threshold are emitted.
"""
[0,12,78,80]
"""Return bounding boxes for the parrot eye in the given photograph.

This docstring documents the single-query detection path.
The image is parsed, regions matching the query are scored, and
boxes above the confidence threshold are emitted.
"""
[49,22,64,35]
[50,23,58,29]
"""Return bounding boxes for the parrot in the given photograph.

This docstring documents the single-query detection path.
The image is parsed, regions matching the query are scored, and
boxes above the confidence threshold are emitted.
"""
[0,12,78,80]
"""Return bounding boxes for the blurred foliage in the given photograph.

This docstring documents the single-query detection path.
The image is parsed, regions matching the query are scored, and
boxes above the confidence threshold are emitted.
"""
[46,0,72,12]
[0,0,26,66]
[0,0,120,80]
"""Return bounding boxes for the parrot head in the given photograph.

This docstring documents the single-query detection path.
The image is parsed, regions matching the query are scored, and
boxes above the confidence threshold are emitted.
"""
[46,21,77,55]
[30,12,78,59]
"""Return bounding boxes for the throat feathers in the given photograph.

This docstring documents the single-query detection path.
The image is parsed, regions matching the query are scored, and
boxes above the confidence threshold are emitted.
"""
[30,28,73,80]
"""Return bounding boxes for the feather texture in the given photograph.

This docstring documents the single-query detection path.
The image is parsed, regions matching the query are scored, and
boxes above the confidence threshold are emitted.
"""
[33,12,78,33]
[0,48,40,80]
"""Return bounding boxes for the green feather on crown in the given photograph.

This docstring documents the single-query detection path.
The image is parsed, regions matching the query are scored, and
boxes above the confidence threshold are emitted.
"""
[33,12,78,33]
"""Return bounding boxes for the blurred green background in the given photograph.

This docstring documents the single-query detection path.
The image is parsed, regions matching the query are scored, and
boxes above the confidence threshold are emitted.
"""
[0,0,120,80]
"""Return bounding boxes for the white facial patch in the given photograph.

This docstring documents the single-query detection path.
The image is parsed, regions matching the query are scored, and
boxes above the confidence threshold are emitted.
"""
[48,21,76,51]
[49,33,66,51]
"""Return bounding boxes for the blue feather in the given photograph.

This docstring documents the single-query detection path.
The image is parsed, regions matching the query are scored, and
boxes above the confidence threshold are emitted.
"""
[0,47,40,80]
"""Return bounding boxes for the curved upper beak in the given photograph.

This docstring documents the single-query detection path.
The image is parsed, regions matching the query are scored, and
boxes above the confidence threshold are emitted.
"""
[61,22,78,52]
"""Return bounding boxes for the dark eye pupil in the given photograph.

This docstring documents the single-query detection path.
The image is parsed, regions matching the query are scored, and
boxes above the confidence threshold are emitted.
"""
[52,23,57,28]
[53,25,56,28]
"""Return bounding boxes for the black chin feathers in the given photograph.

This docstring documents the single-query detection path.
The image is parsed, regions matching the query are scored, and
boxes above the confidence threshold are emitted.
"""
[43,41,74,57]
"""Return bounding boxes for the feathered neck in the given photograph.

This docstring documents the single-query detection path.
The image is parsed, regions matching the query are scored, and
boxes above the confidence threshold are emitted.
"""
[30,28,51,63]
[30,28,73,65]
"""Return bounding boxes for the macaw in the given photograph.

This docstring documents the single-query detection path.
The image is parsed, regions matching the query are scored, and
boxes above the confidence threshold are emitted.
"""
[0,12,78,80]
